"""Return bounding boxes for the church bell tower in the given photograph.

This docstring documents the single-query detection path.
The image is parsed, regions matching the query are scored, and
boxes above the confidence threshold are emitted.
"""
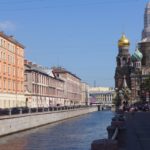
[115,34,131,90]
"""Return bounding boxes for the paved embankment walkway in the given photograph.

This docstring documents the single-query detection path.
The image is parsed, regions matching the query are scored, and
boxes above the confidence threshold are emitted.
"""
[121,112,150,150]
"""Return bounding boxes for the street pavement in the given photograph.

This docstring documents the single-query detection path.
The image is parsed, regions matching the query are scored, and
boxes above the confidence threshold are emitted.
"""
[121,112,150,150]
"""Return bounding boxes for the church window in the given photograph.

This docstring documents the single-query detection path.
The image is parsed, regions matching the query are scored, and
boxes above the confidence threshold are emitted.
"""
[122,57,127,66]
[117,58,121,66]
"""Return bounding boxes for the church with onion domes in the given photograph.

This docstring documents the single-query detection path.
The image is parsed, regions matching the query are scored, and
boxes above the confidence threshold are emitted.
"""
[115,2,150,105]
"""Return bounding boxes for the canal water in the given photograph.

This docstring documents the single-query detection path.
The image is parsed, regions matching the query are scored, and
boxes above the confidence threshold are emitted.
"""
[0,111,114,150]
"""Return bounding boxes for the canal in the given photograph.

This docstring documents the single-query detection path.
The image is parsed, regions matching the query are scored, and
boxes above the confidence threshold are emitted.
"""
[0,111,114,150]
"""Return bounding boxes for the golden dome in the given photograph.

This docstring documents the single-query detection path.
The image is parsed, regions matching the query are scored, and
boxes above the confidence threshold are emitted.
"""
[118,34,130,47]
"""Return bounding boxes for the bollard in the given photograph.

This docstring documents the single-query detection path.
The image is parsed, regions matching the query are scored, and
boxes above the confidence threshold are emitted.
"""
[91,139,118,150]
[9,109,12,116]
[117,126,126,147]
[107,125,116,139]
[29,108,31,113]
[19,108,22,114]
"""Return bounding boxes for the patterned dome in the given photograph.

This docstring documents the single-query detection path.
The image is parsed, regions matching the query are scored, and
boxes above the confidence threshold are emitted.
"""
[131,47,143,62]
[118,34,130,47]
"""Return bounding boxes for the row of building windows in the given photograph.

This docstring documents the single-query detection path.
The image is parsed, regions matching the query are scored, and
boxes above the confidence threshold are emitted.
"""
[67,81,81,93]
[67,92,81,100]
[0,38,24,57]
[0,38,15,53]
[30,72,63,88]
[32,84,58,96]
[0,52,24,67]
[0,78,23,92]
[0,64,24,77]
[0,51,15,64]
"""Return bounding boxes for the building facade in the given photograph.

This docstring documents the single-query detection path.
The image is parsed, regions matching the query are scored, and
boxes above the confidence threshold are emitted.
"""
[24,60,65,108]
[24,62,85,107]
[0,32,25,108]
[115,2,150,104]
[81,82,90,105]
[52,67,82,106]
[89,87,114,106]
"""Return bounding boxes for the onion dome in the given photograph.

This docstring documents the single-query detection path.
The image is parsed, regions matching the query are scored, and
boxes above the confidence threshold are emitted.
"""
[118,34,130,47]
[131,47,143,62]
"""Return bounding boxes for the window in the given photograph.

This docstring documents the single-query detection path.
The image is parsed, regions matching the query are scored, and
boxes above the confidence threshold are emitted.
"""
[0,78,1,88]
[25,74,27,81]
[0,52,2,60]
[8,80,10,90]
[3,53,6,61]
[4,64,6,73]
[8,43,10,50]
[13,81,15,91]
[13,67,15,76]
[8,66,10,75]
[12,56,14,64]
[3,40,6,48]
[0,38,1,46]
[4,79,6,89]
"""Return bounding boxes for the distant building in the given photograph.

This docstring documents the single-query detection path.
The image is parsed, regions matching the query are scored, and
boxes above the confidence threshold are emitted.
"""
[52,67,82,105]
[81,82,90,105]
[24,60,65,108]
[0,32,25,108]
[89,87,115,106]
[24,62,85,107]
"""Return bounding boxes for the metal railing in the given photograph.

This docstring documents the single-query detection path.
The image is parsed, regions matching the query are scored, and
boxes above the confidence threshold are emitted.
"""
[0,105,93,116]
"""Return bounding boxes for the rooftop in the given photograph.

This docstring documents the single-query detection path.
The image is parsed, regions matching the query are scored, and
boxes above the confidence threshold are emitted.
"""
[0,31,25,48]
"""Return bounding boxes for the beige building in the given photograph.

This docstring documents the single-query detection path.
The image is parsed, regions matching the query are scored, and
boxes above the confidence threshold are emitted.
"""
[52,67,82,105]
[81,82,90,105]
[89,86,114,106]
[0,32,25,108]
[24,60,65,108]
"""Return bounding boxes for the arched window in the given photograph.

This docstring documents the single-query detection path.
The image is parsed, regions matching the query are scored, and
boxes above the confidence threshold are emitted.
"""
[122,57,127,66]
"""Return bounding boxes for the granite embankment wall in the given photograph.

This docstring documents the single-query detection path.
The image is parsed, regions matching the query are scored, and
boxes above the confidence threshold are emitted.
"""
[0,107,97,137]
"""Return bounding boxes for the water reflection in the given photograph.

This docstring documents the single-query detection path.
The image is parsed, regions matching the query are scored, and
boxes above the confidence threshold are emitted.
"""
[0,111,114,150]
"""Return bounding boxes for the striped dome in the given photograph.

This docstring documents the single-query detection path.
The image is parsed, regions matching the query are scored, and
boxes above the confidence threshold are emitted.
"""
[131,47,143,62]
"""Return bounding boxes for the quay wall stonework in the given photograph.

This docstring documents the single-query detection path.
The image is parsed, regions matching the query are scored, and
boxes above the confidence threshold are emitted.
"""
[0,107,97,137]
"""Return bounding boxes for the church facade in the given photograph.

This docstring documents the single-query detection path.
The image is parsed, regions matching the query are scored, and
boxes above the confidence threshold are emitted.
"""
[115,2,150,104]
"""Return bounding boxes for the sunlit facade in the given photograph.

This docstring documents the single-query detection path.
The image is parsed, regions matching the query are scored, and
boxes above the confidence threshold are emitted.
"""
[0,32,25,108]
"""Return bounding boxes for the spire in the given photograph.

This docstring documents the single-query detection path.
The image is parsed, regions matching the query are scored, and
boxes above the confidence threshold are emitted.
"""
[142,2,150,39]
[146,1,150,9]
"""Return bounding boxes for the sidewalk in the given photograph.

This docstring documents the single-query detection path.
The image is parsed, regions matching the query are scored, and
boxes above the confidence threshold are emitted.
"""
[121,112,150,150]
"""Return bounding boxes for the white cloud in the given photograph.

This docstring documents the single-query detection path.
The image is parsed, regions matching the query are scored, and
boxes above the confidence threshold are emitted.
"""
[0,21,15,31]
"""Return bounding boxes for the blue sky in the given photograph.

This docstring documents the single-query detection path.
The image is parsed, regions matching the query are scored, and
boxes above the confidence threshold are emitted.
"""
[0,0,148,87]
